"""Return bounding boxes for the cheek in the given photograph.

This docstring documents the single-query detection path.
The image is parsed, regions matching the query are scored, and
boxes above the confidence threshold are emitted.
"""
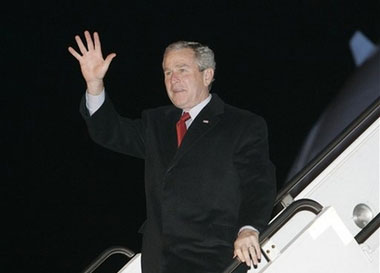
[164,79,171,88]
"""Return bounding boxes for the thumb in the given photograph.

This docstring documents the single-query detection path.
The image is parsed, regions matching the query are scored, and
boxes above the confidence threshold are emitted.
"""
[104,53,117,66]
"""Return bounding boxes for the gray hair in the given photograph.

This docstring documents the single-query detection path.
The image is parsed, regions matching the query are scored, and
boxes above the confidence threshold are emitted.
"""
[164,41,216,72]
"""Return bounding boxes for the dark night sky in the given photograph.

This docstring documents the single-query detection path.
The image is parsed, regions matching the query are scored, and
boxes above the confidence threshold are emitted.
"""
[2,1,379,272]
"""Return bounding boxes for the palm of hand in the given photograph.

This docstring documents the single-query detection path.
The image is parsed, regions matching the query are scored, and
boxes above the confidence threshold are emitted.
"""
[68,30,116,94]
[79,49,108,84]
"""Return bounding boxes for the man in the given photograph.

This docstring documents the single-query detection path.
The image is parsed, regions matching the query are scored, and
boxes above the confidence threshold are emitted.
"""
[68,30,276,273]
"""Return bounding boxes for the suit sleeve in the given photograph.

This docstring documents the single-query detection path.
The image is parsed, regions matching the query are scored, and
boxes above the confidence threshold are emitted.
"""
[233,116,277,232]
[79,94,146,159]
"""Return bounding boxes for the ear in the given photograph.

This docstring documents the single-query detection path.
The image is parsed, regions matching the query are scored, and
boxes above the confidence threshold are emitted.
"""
[203,68,214,87]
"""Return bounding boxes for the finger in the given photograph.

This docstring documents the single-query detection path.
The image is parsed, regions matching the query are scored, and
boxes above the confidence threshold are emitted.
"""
[234,249,245,264]
[249,246,258,266]
[75,35,88,55]
[242,247,251,267]
[253,242,262,261]
[93,32,101,52]
[248,235,261,262]
[84,30,95,51]
[68,46,82,61]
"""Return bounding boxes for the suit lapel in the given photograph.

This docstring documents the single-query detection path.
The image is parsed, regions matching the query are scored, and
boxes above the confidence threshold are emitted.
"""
[168,94,225,169]
[160,107,182,167]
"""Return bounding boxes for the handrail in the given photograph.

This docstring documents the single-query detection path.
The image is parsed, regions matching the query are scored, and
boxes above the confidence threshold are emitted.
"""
[222,199,323,273]
[81,246,135,273]
[355,213,380,244]
[272,98,380,216]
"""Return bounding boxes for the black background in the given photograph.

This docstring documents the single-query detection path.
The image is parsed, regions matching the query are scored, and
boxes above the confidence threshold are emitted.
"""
[2,1,379,272]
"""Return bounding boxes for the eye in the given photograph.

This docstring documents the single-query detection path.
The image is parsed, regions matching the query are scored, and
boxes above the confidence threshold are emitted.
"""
[164,71,172,76]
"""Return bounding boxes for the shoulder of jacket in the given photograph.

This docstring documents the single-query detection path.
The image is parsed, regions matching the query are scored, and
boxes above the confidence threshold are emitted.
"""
[142,104,179,119]
[224,103,265,123]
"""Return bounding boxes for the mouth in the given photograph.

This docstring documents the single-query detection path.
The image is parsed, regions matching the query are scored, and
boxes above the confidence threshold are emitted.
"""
[172,87,185,93]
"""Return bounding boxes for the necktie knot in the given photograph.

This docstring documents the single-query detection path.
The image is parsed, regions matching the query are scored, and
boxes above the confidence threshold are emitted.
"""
[176,112,191,147]
[180,112,191,122]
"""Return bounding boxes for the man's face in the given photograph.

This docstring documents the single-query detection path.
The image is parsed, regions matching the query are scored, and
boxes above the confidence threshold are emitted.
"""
[163,48,213,111]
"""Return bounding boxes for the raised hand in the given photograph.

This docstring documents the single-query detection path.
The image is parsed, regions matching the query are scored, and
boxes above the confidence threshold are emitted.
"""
[68,30,116,95]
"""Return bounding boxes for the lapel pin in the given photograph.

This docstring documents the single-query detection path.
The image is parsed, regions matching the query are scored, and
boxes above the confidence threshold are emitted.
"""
[202,120,209,124]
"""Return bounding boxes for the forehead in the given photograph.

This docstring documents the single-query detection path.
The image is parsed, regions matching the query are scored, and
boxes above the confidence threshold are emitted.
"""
[162,48,197,69]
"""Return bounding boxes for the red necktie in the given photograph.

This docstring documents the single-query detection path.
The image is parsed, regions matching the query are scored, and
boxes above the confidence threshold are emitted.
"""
[176,112,191,147]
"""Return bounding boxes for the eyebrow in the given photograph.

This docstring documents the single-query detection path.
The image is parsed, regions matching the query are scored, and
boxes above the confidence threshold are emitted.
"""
[163,63,190,71]
[176,64,190,68]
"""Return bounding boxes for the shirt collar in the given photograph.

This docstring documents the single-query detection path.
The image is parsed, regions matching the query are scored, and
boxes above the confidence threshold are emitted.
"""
[185,94,212,127]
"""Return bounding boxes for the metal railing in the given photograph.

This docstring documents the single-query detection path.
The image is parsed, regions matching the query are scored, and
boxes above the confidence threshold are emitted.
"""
[355,213,380,244]
[222,198,323,273]
[273,98,380,217]
[81,246,135,273]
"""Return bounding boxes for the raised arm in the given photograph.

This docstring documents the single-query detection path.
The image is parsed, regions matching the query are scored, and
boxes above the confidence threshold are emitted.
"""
[68,30,116,95]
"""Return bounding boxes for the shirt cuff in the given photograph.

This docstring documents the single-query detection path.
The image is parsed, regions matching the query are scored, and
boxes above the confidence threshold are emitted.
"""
[239,225,259,235]
[85,89,105,116]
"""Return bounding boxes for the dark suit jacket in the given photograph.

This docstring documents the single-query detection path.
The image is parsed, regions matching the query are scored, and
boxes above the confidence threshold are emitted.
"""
[80,93,276,273]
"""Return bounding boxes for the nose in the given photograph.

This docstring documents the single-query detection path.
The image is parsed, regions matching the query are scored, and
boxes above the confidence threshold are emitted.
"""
[170,72,180,84]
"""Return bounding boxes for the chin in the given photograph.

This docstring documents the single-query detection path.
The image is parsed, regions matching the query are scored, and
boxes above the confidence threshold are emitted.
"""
[172,101,187,110]
[170,93,188,107]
